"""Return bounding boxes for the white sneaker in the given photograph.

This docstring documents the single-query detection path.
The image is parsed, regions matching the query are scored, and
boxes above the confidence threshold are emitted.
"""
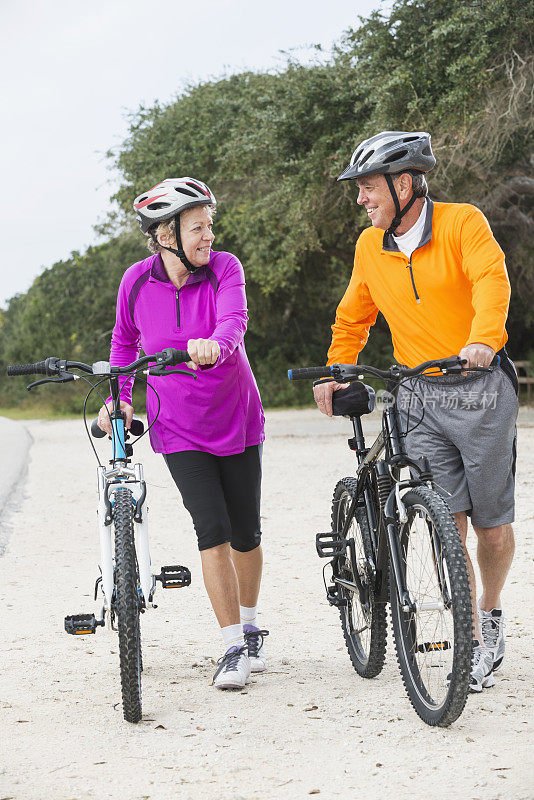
[244,627,269,673]
[470,640,496,693]
[479,606,505,672]
[213,645,251,690]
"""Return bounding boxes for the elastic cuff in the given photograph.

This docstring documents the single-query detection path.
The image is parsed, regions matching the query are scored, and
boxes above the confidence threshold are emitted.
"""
[313,377,335,387]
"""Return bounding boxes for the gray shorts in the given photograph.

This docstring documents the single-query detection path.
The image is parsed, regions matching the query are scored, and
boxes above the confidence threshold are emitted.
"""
[397,368,518,528]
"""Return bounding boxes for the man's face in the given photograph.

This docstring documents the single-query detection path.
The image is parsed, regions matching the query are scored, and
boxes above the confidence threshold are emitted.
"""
[356,174,397,230]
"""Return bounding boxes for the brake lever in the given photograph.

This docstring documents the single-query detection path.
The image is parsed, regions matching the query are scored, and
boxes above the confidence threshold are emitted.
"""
[27,373,76,391]
[440,355,498,375]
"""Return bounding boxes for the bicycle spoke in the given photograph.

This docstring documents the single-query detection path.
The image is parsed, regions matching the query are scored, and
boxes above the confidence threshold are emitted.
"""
[403,510,455,703]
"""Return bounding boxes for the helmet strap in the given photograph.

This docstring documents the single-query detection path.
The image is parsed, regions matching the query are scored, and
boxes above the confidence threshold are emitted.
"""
[384,173,418,236]
[151,214,198,273]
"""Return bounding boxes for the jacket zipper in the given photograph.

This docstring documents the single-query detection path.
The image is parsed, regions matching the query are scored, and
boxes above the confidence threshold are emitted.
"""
[407,256,421,304]
[175,291,181,327]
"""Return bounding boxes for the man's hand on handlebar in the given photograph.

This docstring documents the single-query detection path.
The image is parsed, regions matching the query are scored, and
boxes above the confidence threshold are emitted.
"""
[458,343,495,372]
[313,380,349,418]
[97,401,134,436]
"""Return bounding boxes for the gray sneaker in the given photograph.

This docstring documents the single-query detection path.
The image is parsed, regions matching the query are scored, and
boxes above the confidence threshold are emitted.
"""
[470,640,496,693]
[243,626,269,673]
[212,645,251,690]
[479,607,505,672]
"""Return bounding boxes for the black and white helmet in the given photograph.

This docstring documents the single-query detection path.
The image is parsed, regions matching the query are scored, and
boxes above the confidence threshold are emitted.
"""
[338,131,435,182]
[133,177,216,233]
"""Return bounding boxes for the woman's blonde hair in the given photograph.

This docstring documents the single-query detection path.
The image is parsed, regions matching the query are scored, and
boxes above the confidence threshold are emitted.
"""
[146,205,216,254]
[147,218,176,254]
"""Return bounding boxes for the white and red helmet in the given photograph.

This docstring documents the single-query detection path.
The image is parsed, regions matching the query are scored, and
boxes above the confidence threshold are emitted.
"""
[133,177,216,233]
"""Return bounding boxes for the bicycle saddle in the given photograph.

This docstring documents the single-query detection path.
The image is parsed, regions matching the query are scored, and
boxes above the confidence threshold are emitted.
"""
[332,381,375,417]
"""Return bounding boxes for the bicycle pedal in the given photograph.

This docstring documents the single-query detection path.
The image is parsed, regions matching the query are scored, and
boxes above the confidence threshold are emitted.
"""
[326,584,347,607]
[417,641,451,653]
[64,613,104,635]
[156,565,191,588]
[316,532,346,558]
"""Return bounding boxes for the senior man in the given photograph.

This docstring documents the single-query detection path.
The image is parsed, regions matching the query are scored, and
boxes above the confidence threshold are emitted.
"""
[314,131,518,693]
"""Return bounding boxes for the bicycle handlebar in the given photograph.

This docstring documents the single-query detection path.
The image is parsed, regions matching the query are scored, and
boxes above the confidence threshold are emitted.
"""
[288,355,500,383]
[7,347,191,380]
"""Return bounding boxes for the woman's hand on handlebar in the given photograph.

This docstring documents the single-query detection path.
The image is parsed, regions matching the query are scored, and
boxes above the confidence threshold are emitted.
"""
[186,338,220,370]
[313,381,349,418]
[97,401,134,435]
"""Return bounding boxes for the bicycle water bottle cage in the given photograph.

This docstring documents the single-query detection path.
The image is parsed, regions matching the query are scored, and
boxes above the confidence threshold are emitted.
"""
[316,531,347,558]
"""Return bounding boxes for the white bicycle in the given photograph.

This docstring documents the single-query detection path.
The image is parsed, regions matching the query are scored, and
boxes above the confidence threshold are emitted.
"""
[7,347,194,723]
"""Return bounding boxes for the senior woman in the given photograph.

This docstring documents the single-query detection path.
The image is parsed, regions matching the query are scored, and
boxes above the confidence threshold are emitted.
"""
[97,177,266,690]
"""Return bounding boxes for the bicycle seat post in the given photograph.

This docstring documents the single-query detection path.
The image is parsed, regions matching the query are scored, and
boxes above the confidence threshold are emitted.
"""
[348,415,367,463]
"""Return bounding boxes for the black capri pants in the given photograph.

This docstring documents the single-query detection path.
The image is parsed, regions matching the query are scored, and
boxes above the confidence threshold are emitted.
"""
[164,445,262,552]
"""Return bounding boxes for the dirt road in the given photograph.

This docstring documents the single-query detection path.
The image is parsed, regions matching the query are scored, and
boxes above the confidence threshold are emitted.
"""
[0,409,532,800]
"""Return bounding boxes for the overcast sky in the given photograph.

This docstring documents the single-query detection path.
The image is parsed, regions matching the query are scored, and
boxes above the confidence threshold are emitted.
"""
[0,0,392,308]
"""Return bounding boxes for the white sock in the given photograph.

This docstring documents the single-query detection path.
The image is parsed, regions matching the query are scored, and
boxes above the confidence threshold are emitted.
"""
[240,605,258,628]
[221,623,244,650]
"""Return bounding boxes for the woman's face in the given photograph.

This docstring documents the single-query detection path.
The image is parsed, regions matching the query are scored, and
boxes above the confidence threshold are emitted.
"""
[179,205,215,268]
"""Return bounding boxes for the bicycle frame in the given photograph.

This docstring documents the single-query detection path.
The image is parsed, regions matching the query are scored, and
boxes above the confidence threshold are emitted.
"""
[95,376,152,624]
[335,397,434,612]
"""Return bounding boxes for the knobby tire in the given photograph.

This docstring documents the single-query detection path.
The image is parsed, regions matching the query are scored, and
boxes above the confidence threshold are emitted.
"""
[390,486,472,727]
[114,487,142,723]
[332,478,387,678]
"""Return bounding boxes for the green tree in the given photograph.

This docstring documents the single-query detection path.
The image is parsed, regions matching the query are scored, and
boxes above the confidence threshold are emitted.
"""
[1,0,532,411]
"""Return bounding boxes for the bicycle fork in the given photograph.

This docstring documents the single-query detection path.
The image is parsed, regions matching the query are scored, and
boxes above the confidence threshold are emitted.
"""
[383,482,446,614]
[96,464,152,619]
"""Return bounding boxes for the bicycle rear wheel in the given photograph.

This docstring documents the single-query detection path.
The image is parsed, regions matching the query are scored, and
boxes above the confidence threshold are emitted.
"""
[390,486,472,726]
[332,478,387,678]
[114,487,142,723]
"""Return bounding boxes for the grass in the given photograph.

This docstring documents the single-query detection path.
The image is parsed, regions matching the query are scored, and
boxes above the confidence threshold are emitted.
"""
[0,403,319,421]
[0,406,79,420]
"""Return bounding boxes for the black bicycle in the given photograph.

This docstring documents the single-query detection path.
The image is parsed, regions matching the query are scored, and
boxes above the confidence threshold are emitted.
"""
[288,356,495,726]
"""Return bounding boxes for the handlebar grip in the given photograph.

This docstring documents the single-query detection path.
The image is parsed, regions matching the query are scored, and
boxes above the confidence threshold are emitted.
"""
[288,366,333,381]
[163,348,190,366]
[7,360,49,376]
[91,418,107,438]
[91,415,144,438]
[130,417,145,436]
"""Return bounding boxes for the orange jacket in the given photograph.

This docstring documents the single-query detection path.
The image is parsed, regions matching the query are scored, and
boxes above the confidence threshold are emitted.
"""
[327,200,510,368]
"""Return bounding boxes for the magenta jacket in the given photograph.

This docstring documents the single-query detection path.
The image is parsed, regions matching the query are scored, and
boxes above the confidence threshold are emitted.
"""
[109,250,265,456]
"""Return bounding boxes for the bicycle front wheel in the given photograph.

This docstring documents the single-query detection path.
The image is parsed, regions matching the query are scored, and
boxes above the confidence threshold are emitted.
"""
[332,478,387,678]
[390,486,472,726]
[114,487,142,723]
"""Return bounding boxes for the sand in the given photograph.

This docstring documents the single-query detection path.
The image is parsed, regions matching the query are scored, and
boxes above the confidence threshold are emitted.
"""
[0,408,532,800]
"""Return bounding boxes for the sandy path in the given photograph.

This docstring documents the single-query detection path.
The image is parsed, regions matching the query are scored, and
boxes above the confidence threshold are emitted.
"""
[0,409,533,800]
[0,417,32,556]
